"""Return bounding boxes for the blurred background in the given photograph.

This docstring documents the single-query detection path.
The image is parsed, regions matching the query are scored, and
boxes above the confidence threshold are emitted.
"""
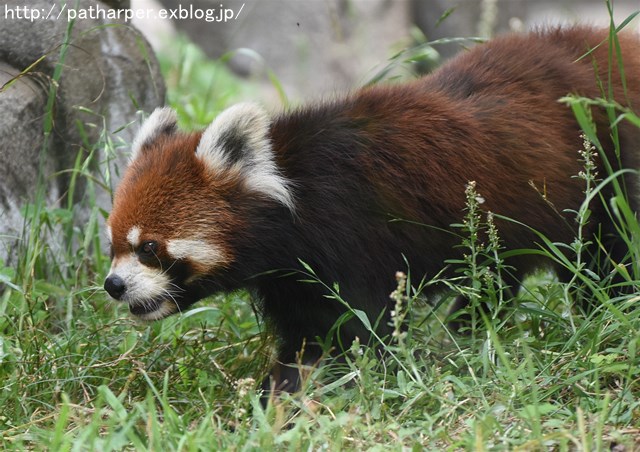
[133,0,640,103]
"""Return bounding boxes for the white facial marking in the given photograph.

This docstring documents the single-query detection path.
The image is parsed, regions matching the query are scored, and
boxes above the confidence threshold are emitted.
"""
[108,254,168,301]
[126,226,142,248]
[107,254,181,319]
[166,238,227,268]
[195,103,295,211]
[105,225,112,244]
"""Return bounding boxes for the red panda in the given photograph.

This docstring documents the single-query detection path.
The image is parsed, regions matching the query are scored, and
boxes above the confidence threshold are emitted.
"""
[104,26,640,396]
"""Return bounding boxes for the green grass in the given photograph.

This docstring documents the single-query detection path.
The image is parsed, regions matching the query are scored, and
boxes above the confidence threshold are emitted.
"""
[2,10,640,451]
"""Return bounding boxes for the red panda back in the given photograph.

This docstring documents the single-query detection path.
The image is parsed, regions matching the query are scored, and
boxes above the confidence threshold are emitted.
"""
[270,26,639,253]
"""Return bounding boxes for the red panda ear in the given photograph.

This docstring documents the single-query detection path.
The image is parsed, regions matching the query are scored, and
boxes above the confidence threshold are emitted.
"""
[196,103,295,211]
[130,107,178,162]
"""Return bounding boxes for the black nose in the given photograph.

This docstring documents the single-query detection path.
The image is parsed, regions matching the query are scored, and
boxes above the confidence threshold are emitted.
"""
[104,274,126,300]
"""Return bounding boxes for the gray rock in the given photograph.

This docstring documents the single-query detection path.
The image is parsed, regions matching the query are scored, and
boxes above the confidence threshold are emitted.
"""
[0,62,49,257]
[0,0,165,262]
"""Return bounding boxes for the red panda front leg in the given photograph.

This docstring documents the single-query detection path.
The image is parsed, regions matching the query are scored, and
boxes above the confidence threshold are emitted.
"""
[257,279,394,404]
[260,342,324,406]
[257,281,352,404]
[260,356,318,402]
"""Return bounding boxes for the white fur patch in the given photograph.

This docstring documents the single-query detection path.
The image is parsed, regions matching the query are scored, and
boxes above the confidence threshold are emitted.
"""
[107,254,180,318]
[130,107,178,162]
[126,226,142,248]
[166,238,227,268]
[108,254,169,301]
[195,103,295,211]
[105,225,112,244]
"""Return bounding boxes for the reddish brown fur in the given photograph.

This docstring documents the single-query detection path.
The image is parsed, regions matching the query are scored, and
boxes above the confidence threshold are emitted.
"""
[106,26,640,396]
[110,132,242,273]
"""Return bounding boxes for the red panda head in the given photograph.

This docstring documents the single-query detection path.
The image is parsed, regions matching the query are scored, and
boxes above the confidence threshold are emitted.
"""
[104,104,294,320]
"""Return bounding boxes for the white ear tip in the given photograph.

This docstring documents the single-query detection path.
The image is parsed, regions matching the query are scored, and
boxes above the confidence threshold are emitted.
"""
[212,103,269,131]
[141,107,178,138]
[225,102,267,118]
[195,103,270,159]
[148,107,178,124]
[193,102,293,210]
[130,107,179,161]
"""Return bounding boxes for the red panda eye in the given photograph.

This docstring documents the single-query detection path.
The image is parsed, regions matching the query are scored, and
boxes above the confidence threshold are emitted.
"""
[140,241,157,255]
